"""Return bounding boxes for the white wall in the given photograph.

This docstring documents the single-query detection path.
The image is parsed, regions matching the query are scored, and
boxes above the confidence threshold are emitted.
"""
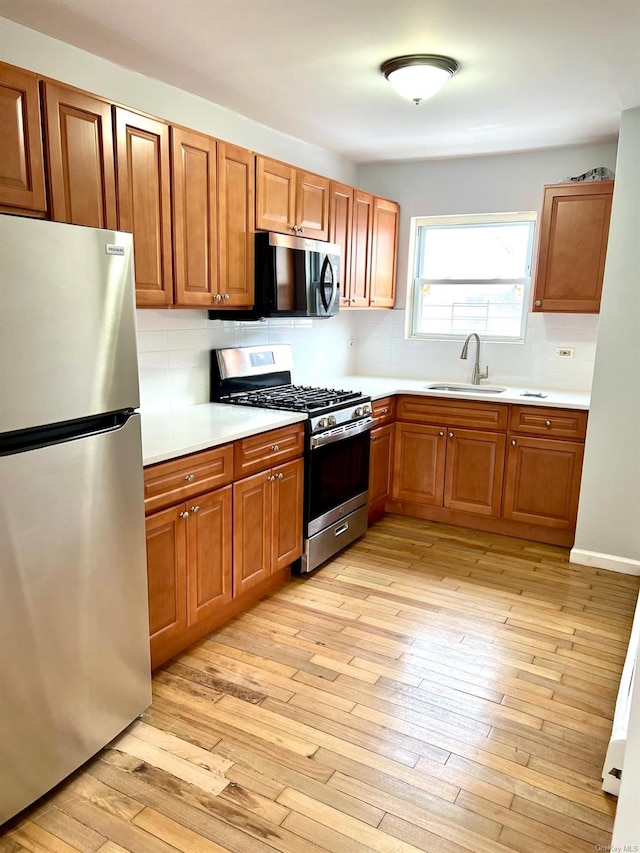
[0,17,358,183]
[353,144,618,389]
[571,108,640,574]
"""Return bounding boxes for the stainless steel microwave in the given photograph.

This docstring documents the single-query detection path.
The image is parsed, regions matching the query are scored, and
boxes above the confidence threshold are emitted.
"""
[209,232,340,321]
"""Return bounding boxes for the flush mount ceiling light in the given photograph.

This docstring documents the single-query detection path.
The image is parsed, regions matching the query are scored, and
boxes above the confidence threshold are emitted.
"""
[380,54,459,105]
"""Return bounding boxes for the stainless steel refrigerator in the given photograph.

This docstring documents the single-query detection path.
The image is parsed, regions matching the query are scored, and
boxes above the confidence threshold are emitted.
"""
[0,215,151,825]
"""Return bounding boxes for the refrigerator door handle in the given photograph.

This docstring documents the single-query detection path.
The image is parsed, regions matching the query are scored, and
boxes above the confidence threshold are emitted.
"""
[0,410,135,458]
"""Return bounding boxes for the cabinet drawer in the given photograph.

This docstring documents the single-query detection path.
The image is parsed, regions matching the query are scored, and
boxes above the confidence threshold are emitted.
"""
[144,444,234,513]
[509,406,587,440]
[396,395,508,431]
[371,396,396,427]
[234,423,304,479]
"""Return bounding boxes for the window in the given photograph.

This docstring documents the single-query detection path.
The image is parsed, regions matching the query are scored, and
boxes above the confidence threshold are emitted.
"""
[409,212,536,341]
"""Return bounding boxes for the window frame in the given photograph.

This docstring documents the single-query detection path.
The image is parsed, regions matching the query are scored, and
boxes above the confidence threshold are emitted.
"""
[407,211,537,343]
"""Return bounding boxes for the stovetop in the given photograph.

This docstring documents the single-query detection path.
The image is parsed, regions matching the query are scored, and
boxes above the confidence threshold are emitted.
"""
[210,345,372,430]
[223,384,364,414]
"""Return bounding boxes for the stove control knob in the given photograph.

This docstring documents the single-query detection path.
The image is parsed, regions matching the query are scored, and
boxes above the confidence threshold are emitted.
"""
[318,417,328,430]
[355,407,364,417]
[327,415,336,427]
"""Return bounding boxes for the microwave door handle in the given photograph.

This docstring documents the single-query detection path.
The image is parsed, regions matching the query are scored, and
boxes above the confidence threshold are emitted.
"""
[319,255,338,315]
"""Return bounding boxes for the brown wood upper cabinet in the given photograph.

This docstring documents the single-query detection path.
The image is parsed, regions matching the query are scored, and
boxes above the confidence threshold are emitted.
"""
[370,197,399,308]
[533,181,613,313]
[256,156,329,240]
[41,82,117,230]
[329,184,398,309]
[218,142,255,309]
[115,107,173,306]
[171,126,217,307]
[0,62,46,215]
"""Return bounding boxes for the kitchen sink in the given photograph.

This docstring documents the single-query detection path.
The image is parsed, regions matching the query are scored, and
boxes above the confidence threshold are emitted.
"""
[425,383,507,394]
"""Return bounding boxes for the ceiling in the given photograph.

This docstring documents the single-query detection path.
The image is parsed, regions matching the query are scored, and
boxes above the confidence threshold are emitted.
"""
[2,0,639,162]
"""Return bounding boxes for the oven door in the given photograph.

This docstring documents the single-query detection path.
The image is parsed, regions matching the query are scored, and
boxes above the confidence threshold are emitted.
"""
[306,420,373,536]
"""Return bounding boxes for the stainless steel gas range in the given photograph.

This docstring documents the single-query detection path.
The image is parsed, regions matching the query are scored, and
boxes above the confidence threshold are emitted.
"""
[210,345,374,573]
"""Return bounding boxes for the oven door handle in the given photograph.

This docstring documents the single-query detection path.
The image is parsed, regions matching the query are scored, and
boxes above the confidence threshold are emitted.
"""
[310,417,376,449]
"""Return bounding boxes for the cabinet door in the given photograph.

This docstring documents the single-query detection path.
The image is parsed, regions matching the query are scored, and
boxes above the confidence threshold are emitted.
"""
[533,182,613,313]
[272,458,303,572]
[42,82,117,229]
[0,63,46,213]
[115,108,173,306]
[329,181,353,307]
[218,142,255,307]
[444,429,506,517]
[171,126,217,306]
[393,422,446,506]
[295,171,329,240]
[503,436,584,529]
[256,156,295,234]
[350,190,373,307]
[233,470,271,595]
[187,486,232,625]
[369,424,395,506]
[145,505,187,664]
[370,197,399,308]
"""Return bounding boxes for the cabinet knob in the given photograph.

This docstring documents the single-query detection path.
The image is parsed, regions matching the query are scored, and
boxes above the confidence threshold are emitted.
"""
[214,293,222,302]
[371,435,377,441]
[511,439,517,446]
[223,293,230,300]
[185,473,195,482]
[371,299,376,304]
[448,432,454,438]
[380,408,388,415]
[545,420,552,427]
[534,299,542,307]
[190,505,200,513]
[271,444,280,452]
[298,227,304,234]
[439,431,445,437]
[179,510,189,519]
[278,472,284,480]
[268,474,275,482]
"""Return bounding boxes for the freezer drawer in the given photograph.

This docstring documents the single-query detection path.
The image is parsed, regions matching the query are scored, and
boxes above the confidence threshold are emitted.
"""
[0,413,150,824]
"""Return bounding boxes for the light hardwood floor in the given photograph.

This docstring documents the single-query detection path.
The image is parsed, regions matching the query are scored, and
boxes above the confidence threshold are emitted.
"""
[2,514,639,853]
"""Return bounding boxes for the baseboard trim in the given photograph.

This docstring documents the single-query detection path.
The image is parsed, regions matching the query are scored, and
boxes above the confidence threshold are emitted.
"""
[569,548,640,576]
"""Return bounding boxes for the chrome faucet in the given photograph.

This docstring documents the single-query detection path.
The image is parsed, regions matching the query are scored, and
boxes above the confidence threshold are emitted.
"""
[460,333,489,385]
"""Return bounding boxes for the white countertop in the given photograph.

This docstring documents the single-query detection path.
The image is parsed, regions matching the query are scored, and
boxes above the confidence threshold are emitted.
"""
[141,404,307,466]
[141,379,589,466]
[314,375,591,410]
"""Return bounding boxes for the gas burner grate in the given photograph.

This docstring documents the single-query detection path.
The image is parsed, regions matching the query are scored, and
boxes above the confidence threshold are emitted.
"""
[225,384,363,413]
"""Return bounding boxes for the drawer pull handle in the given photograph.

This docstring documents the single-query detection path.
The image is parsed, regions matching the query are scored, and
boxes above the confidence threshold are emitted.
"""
[190,505,200,513]
[271,444,280,452]
[335,522,349,537]
[545,420,552,427]
[511,439,517,446]
[185,474,195,482]
[179,510,189,519]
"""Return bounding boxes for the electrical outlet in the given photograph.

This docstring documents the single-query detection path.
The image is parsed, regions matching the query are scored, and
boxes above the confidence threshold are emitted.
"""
[556,347,575,358]
[346,338,355,350]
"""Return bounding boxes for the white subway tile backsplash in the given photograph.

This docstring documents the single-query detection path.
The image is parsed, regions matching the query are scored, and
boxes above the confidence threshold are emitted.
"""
[136,302,597,409]
[137,330,168,352]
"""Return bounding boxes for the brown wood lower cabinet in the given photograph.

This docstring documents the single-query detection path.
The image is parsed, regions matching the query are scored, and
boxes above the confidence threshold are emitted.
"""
[393,422,504,517]
[503,436,584,529]
[234,458,304,595]
[369,423,395,514]
[146,484,232,667]
[144,425,304,668]
[386,395,587,547]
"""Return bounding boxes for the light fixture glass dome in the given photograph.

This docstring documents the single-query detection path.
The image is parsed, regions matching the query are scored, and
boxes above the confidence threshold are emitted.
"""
[381,55,459,104]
